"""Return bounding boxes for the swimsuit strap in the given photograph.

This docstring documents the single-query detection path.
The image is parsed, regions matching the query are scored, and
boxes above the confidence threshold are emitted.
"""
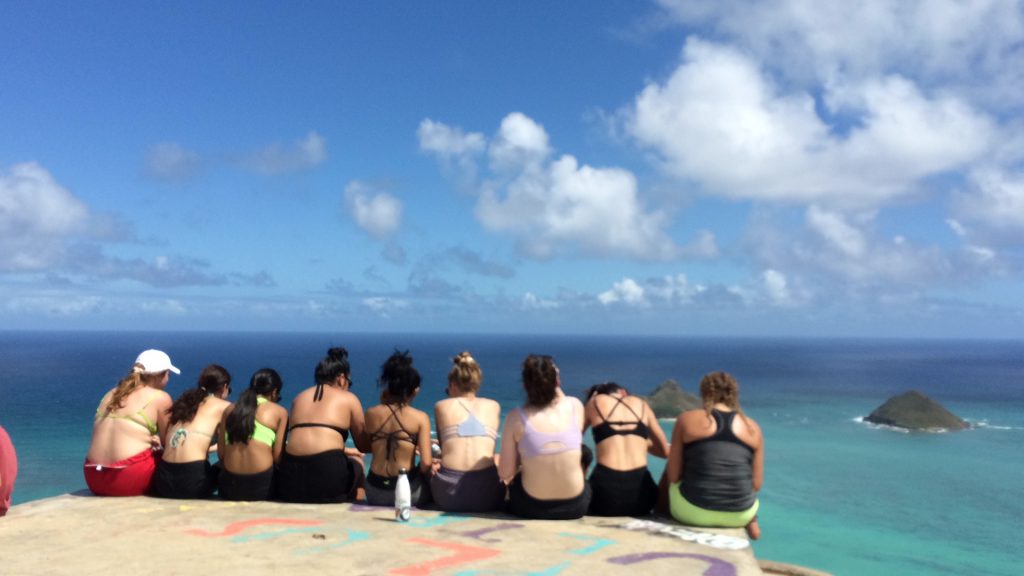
[596,394,643,425]
[288,422,350,443]
[440,399,497,441]
[371,404,417,464]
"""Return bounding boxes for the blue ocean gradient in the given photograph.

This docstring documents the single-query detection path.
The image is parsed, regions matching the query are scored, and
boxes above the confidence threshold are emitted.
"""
[1,331,1021,575]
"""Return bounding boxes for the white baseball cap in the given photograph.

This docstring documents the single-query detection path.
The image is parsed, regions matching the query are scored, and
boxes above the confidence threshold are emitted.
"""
[135,349,180,375]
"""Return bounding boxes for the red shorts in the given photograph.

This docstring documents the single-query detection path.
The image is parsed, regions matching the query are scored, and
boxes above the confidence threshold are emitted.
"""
[0,426,16,515]
[84,449,158,496]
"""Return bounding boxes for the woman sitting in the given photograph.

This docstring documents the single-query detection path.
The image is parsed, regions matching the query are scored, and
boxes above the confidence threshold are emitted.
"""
[583,382,669,516]
[430,352,505,512]
[85,350,176,496]
[499,354,590,520]
[363,350,433,507]
[217,368,288,501]
[277,347,369,503]
[153,364,233,499]
[667,371,763,539]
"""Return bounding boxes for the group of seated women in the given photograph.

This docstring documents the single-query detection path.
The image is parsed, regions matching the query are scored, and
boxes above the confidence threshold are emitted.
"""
[85,347,763,539]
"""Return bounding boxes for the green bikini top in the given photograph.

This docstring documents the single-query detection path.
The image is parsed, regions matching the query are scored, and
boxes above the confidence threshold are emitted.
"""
[225,396,277,448]
[96,393,159,435]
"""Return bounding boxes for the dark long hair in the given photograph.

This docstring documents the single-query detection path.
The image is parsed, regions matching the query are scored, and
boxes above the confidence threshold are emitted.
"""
[313,347,349,401]
[585,381,624,402]
[378,349,420,405]
[168,364,231,425]
[522,354,558,407]
[225,368,282,445]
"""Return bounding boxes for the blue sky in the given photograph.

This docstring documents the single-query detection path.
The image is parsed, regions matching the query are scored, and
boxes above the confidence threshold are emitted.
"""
[2,1,1022,337]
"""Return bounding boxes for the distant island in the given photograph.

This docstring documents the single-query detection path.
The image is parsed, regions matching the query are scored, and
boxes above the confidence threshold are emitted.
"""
[640,379,701,418]
[864,390,969,431]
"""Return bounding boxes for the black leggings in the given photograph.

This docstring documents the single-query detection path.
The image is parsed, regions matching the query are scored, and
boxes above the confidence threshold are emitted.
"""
[506,474,591,520]
[276,450,364,503]
[219,467,274,501]
[587,464,657,517]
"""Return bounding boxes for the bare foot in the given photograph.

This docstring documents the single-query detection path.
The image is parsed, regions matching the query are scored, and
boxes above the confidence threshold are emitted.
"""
[745,517,761,540]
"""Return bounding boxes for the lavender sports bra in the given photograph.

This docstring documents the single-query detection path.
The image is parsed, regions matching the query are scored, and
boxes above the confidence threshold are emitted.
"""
[517,401,582,459]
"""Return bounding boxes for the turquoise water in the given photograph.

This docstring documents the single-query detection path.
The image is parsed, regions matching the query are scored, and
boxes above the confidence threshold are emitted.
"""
[1,331,1022,575]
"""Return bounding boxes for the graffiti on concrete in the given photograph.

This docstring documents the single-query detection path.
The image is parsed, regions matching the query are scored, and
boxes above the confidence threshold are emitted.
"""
[607,552,737,576]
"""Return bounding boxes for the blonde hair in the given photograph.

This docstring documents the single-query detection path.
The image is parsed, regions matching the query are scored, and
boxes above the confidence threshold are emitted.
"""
[448,351,482,394]
[107,363,164,412]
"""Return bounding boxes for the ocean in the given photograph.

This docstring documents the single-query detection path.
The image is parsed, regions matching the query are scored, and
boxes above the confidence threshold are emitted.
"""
[1,331,1021,575]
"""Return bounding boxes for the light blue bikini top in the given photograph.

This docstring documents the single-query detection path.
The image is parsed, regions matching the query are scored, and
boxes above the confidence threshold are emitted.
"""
[439,399,498,442]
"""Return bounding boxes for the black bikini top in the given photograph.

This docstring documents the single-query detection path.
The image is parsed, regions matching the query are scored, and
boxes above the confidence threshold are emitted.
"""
[591,394,650,444]
[287,421,349,443]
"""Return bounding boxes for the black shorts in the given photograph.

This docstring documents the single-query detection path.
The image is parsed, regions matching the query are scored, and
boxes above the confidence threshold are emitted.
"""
[152,459,219,500]
[429,464,506,513]
[276,450,364,503]
[587,464,657,517]
[219,466,274,501]
[506,473,591,520]
[364,468,431,507]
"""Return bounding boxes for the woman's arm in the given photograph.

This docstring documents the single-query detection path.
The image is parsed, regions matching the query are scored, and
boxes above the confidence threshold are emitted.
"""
[416,410,433,476]
[153,392,173,450]
[348,395,371,453]
[645,401,671,459]
[271,405,288,463]
[497,409,521,483]
[665,414,686,484]
[216,407,231,462]
[751,420,764,492]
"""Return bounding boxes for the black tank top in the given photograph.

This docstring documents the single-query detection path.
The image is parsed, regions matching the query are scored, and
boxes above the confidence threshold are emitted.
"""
[680,410,755,511]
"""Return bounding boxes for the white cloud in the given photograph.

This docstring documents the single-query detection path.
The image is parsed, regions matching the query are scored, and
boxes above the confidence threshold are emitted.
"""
[488,112,551,172]
[654,1,1024,110]
[362,296,409,318]
[144,142,202,182]
[418,119,486,191]
[806,206,868,258]
[0,162,90,271]
[955,168,1024,237]
[761,269,795,306]
[521,292,560,310]
[241,131,327,174]
[626,39,994,208]
[345,181,403,239]
[422,114,680,260]
[598,278,647,306]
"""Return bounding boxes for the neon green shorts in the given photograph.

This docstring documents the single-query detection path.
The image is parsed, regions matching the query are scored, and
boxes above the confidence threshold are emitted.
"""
[669,482,758,528]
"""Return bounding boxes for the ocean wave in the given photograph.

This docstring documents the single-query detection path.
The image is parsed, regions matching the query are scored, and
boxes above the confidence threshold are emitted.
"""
[852,416,910,434]
[971,420,1023,431]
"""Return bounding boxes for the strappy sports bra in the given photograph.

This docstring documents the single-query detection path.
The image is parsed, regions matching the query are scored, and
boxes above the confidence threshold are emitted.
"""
[96,393,159,435]
[370,404,418,462]
[288,422,349,443]
[439,399,498,442]
[518,401,582,459]
[591,394,650,444]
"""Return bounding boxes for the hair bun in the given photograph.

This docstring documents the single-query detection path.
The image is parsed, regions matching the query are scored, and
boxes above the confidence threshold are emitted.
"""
[453,351,475,366]
[328,347,348,360]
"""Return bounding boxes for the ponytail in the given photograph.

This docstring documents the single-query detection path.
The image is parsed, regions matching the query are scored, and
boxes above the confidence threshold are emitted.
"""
[108,363,164,412]
[225,368,282,445]
[168,364,231,425]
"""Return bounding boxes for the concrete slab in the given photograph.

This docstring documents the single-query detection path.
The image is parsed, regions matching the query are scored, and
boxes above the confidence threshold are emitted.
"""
[1,494,767,575]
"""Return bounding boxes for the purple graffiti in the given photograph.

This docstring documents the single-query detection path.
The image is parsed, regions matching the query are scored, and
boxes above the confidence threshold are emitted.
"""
[457,522,526,542]
[607,552,736,576]
[348,504,381,512]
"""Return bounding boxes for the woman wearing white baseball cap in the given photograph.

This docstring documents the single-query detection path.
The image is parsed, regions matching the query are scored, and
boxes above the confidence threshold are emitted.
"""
[84,349,177,496]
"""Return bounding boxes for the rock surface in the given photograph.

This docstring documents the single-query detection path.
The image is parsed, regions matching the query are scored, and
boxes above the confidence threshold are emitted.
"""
[642,379,701,419]
[864,390,969,431]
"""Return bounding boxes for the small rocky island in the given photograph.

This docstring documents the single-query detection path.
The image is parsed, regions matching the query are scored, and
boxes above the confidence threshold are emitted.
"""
[641,379,701,419]
[864,390,969,431]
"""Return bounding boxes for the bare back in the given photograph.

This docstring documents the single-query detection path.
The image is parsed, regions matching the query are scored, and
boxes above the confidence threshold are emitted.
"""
[217,400,288,474]
[434,396,500,472]
[365,403,432,477]
[585,393,669,471]
[499,395,585,500]
[162,396,231,464]
[88,385,172,464]
[286,385,366,455]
